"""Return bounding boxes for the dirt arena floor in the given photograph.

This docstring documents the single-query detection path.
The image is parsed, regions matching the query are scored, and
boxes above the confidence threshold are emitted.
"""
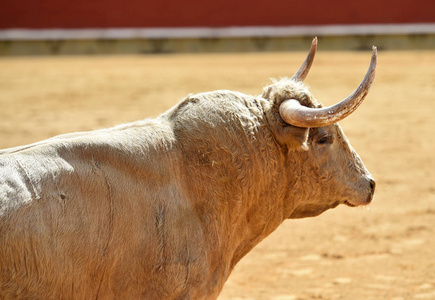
[0,49,434,299]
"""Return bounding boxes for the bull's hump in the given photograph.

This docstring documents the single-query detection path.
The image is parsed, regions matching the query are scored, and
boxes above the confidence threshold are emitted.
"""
[168,90,265,127]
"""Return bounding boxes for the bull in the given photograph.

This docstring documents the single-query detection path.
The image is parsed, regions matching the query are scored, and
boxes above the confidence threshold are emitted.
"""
[0,38,376,299]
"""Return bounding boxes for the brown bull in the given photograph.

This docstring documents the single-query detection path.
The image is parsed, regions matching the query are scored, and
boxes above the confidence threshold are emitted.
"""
[0,38,376,299]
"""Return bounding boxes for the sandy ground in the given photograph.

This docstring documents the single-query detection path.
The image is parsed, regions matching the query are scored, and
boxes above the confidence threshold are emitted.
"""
[0,49,434,299]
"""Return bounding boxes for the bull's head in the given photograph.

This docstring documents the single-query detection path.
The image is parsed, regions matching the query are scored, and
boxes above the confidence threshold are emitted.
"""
[264,38,376,218]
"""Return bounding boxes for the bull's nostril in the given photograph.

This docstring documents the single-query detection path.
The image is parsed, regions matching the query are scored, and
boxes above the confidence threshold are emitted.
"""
[369,178,376,192]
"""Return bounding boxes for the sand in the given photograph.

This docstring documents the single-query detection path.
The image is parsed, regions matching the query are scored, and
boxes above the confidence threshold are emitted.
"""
[0,49,434,299]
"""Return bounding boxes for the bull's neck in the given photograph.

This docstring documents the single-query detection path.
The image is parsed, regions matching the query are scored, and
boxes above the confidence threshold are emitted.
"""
[181,146,292,286]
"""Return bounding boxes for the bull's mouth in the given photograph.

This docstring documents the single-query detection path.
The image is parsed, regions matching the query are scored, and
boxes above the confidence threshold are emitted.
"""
[344,196,373,207]
[344,201,357,207]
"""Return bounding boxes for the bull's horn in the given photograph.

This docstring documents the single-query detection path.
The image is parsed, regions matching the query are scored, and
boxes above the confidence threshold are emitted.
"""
[280,46,377,128]
[291,37,318,82]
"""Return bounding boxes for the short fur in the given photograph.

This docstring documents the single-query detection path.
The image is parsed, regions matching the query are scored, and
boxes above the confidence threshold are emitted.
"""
[0,79,374,299]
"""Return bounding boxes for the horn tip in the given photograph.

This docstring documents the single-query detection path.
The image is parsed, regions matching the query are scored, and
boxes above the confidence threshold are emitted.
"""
[310,37,318,52]
[371,46,378,68]
[372,46,378,59]
[312,37,318,48]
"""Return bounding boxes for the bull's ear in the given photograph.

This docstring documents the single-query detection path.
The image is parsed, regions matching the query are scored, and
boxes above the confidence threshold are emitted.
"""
[265,108,309,150]
[272,124,310,150]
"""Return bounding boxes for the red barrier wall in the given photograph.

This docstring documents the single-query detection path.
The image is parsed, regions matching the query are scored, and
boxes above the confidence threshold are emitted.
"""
[1,0,434,29]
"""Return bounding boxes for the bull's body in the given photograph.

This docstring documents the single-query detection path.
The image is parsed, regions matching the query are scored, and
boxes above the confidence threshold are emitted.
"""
[0,40,377,299]
[0,91,291,299]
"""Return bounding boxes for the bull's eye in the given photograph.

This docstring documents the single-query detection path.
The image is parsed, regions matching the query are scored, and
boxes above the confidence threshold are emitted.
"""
[317,135,332,145]
[318,137,328,144]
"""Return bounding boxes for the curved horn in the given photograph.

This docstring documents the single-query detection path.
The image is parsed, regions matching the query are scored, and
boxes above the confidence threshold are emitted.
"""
[280,46,377,128]
[291,37,318,82]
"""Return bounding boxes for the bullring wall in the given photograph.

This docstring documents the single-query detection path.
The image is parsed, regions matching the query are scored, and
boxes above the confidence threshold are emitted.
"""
[1,0,434,55]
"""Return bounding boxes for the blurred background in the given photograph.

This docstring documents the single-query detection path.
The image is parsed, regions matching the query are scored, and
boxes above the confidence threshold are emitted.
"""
[1,0,434,55]
[1,1,435,299]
